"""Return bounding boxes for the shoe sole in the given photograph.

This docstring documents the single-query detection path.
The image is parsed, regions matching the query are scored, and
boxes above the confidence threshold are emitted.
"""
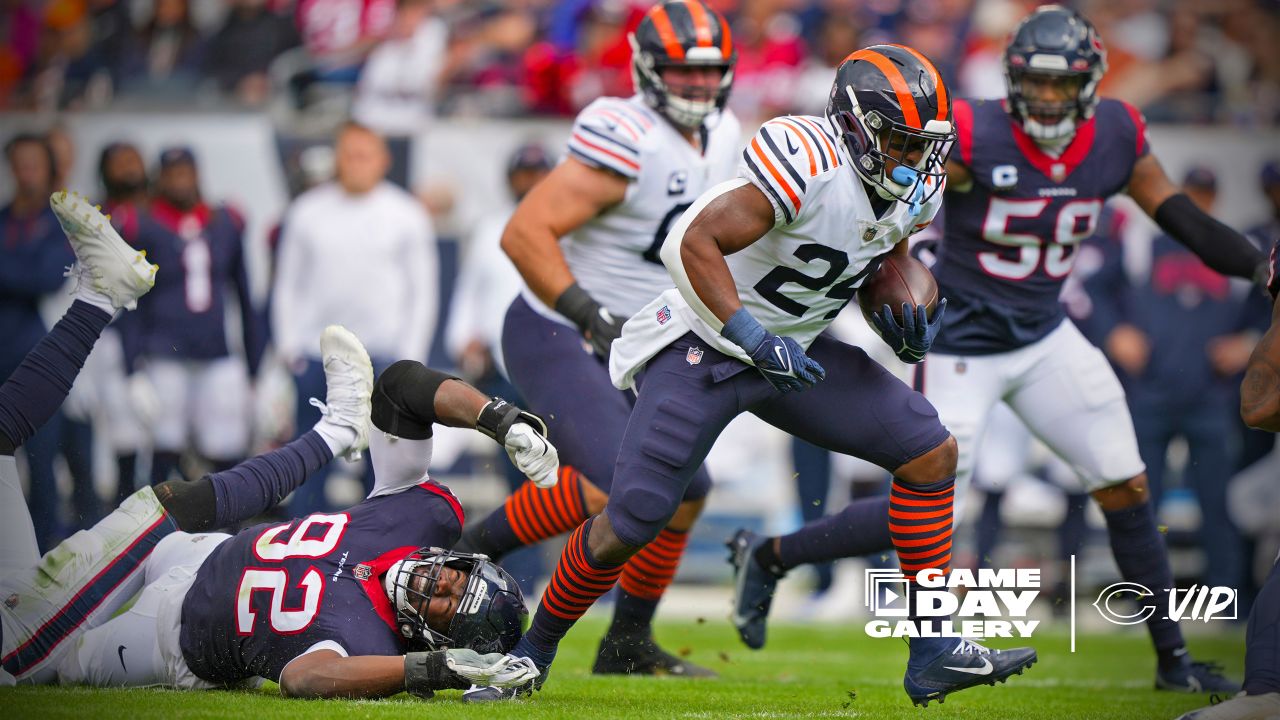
[50,191,156,296]
[726,530,769,650]
[909,655,1038,708]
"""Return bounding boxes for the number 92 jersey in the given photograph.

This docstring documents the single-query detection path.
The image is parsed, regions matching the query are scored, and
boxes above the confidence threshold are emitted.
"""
[609,115,943,390]
[931,97,1150,355]
[177,482,463,684]
[526,95,741,324]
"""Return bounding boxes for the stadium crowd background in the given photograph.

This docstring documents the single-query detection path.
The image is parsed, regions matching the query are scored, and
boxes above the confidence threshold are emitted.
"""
[2,0,1278,626]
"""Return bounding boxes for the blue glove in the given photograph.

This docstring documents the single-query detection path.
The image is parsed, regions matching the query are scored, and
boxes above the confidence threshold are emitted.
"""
[870,298,947,364]
[722,308,825,393]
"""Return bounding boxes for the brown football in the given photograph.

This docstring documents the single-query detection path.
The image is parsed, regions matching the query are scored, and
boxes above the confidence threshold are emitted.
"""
[857,254,939,326]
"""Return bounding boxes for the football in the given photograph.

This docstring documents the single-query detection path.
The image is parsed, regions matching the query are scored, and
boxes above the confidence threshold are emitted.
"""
[857,253,939,326]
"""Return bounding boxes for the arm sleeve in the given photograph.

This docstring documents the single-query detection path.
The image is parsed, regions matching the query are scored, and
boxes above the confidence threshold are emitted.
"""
[565,101,644,180]
[1153,193,1264,281]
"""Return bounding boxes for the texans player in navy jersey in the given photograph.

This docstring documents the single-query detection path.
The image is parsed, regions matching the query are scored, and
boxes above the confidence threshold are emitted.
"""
[727,5,1258,695]
[116,147,266,486]
[1178,243,1280,719]
[0,195,551,696]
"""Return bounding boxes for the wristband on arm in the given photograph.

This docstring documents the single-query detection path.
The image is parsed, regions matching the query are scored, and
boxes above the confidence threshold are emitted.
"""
[720,308,769,354]
[404,650,469,698]
[476,398,548,445]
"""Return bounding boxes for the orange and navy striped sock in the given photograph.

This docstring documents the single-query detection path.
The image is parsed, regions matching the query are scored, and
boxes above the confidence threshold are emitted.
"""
[461,466,589,559]
[609,528,690,638]
[524,516,625,657]
[889,476,954,623]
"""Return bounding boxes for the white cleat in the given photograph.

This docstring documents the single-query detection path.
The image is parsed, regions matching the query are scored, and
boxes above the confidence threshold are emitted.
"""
[314,325,374,460]
[49,190,157,311]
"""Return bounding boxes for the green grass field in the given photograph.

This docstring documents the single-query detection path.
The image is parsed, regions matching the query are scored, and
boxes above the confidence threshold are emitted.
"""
[0,618,1244,719]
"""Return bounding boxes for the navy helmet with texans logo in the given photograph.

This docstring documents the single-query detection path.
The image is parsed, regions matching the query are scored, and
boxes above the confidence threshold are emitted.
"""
[1003,5,1108,142]
[384,547,527,654]
[630,0,736,129]
[825,44,954,205]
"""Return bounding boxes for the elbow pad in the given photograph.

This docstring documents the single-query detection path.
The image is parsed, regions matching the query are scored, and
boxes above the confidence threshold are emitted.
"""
[371,361,459,440]
[1153,193,1264,280]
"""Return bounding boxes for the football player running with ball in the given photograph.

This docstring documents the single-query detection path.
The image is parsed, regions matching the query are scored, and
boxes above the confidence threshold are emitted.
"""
[728,5,1255,695]
[456,0,740,677]
[0,194,552,698]
[467,44,1037,707]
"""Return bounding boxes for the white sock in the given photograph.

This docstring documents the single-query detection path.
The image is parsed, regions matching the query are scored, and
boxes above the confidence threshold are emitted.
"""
[74,283,117,316]
[314,417,358,456]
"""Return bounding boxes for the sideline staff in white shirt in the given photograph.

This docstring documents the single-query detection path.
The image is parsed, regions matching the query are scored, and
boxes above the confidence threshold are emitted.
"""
[272,121,437,515]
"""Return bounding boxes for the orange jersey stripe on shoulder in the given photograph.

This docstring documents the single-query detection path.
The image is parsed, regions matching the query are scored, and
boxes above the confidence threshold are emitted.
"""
[750,136,801,211]
[771,119,817,176]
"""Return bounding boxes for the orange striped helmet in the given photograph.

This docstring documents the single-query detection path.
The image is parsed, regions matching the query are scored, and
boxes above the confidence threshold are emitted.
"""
[826,45,953,205]
[630,0,736,128]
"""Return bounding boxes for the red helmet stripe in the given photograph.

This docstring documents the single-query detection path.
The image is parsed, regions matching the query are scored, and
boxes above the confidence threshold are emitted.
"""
[889,44,948,122]
[683,0,714,48]
[648,5,686,60]
[845,49,921,129]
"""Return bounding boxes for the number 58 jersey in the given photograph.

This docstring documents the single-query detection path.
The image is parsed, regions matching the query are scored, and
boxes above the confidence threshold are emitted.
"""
[177,482,464,684]
[931,97,1150,355]
[610,115,943,390]
[523,95,741,324]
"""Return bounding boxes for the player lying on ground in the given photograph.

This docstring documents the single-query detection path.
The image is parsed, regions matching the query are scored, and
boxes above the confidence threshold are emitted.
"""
[728,5,1253,694]
[1176,240,1280,719]
[465,44,1035,708]
[0,193,549,698]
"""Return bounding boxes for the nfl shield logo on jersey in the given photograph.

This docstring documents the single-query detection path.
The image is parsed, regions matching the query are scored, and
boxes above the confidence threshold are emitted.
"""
[656,305,672,325]
[353,563,372,581]
[686,347,704,366]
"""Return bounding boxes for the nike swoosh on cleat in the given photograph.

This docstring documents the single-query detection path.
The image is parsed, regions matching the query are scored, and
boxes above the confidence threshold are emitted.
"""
[117,645,128,672]
[943,657,992,675]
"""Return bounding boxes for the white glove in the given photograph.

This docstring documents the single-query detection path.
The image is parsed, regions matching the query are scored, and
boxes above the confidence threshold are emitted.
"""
[127,373,161,429]
[503,422,559,489]
[445,650,541,688]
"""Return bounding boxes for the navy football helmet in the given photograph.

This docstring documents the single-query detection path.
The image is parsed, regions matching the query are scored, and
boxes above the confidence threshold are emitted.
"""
[385,547,527,654]
[826,44,954,205]
[1003,5,1107,143]
[630,0,736,129]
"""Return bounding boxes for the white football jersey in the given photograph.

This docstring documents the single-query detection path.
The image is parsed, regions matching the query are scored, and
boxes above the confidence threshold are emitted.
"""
[522,95,742,324]
[610,115,944,390]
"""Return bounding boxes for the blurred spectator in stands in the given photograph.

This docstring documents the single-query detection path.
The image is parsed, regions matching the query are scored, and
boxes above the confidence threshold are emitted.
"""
[24,0,113,110]
[1084,165,1250,591]
[726,0,806,124]
[0,133,75,550]
[352,0,448,188]
[96,141,155,505]
[115,0,205,100]
[790,10,861,115]
[117,147,262,485]
[295,0,396,83]
[519,0,637,116]
[439,3,538,117]
[445,141,551,591]
[0,0,41,108]
[272,122,437,515]
[46,125,73,189]
[205,0,299,106]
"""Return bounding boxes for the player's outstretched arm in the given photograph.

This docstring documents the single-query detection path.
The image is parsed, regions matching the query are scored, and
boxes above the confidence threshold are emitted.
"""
[1128,153,1266,282]
[278,648,537,699]
[501,157,629,358]
[1242,298,1280,431]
